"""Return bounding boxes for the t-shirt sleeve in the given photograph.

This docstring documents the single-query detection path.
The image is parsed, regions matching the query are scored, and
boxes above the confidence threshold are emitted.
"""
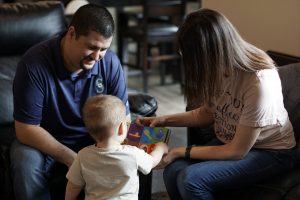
[66,153,85,187]
[104,51,130,115]
[13,60,45,125]
[133,147,154,175]
[240,69,283,127]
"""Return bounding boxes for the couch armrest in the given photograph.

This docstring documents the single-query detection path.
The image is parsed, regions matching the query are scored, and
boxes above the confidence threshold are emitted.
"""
[128,92,158,118]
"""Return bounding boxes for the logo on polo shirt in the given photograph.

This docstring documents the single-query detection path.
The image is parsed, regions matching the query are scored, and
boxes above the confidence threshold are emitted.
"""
[95,77,104,94]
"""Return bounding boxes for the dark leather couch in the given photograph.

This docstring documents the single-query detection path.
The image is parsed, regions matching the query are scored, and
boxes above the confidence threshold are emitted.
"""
[0,1,155,199]
[187,62,300,200]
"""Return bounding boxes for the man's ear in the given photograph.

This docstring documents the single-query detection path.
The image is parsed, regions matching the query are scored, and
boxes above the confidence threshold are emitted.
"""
[68,26,76,39]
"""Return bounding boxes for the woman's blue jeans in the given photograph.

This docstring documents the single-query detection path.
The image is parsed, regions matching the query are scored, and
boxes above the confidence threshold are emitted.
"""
[163,147,297,200]
[10,140,68,200]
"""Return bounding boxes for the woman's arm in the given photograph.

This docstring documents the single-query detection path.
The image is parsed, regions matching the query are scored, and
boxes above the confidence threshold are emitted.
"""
[137,105,214,128]
[163,124,261,164]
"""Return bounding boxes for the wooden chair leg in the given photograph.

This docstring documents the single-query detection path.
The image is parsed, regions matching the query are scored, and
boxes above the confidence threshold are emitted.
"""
[140,43,149,93]
[142,66,148,93]
[121,38,130,84]
[160,62,166,85]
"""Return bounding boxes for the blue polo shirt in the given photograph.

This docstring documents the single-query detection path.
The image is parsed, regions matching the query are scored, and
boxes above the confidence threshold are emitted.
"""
[13,34,129,151]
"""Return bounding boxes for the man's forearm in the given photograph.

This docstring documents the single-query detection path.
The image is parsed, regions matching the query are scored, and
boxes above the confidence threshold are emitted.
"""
[15,120,76,167]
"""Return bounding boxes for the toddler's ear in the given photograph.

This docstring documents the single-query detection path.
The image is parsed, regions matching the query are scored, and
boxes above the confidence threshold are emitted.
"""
[118,121,127,136]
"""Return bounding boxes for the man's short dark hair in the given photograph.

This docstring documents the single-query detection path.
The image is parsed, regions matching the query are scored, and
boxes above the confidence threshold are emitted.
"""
[69,4,115,38]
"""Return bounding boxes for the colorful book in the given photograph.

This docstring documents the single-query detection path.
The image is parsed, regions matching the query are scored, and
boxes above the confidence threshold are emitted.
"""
[123,123,171,153]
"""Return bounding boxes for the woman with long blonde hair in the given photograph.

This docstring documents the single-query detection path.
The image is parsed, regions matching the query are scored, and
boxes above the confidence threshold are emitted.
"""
[137,9,297,200]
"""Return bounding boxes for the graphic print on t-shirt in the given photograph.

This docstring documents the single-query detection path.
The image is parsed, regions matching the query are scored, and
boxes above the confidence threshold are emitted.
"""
[214,91,244,142]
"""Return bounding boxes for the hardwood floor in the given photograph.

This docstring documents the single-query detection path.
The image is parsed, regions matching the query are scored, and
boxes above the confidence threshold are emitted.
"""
[127,73,187,198]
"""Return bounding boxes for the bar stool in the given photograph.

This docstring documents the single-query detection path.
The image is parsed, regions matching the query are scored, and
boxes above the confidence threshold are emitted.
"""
[118,0,186,93]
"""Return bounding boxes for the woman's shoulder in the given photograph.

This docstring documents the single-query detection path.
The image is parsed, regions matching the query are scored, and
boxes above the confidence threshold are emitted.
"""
[255,68,278,77]
[237,68,279,84]
[254,68,281,88]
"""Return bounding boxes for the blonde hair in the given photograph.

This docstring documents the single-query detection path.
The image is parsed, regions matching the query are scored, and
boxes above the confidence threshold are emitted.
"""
[82,95,126,141]
[178,8,275,105]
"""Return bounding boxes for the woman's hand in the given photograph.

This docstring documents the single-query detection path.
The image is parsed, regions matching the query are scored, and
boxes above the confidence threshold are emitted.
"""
[154,154,169,169]
[164,147,184,164]
[136,116,166,127]
[154,147,185,169]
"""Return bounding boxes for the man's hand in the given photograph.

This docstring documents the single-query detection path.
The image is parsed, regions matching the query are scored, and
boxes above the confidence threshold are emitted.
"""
[64,149,77,168]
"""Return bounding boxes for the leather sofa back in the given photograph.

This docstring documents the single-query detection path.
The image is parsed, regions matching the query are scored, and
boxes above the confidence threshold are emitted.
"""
[0,1,66,55]
[0,1,67,126]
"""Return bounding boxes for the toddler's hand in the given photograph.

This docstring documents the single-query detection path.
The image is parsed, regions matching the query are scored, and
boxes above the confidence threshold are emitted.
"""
[155,142,168,154]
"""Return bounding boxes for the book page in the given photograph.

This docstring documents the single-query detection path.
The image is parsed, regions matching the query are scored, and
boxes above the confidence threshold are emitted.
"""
[124,123,170,153]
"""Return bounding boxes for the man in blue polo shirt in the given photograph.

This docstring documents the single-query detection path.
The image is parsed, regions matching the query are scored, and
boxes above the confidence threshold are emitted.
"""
[11,4,130,200]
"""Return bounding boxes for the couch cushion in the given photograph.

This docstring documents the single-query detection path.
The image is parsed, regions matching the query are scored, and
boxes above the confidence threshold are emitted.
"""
[0,56,20,125]
[278,62,300,153]
[0,1,67,55]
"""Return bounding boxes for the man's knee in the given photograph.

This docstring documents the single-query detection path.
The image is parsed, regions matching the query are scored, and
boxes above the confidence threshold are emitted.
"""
[10,140,45,177]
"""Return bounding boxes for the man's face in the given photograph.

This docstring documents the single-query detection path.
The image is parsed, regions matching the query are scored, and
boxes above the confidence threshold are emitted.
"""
[68,28,113,72]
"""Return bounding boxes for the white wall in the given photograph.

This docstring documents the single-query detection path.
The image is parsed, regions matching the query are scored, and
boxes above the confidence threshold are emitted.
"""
[202,0,300,57]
